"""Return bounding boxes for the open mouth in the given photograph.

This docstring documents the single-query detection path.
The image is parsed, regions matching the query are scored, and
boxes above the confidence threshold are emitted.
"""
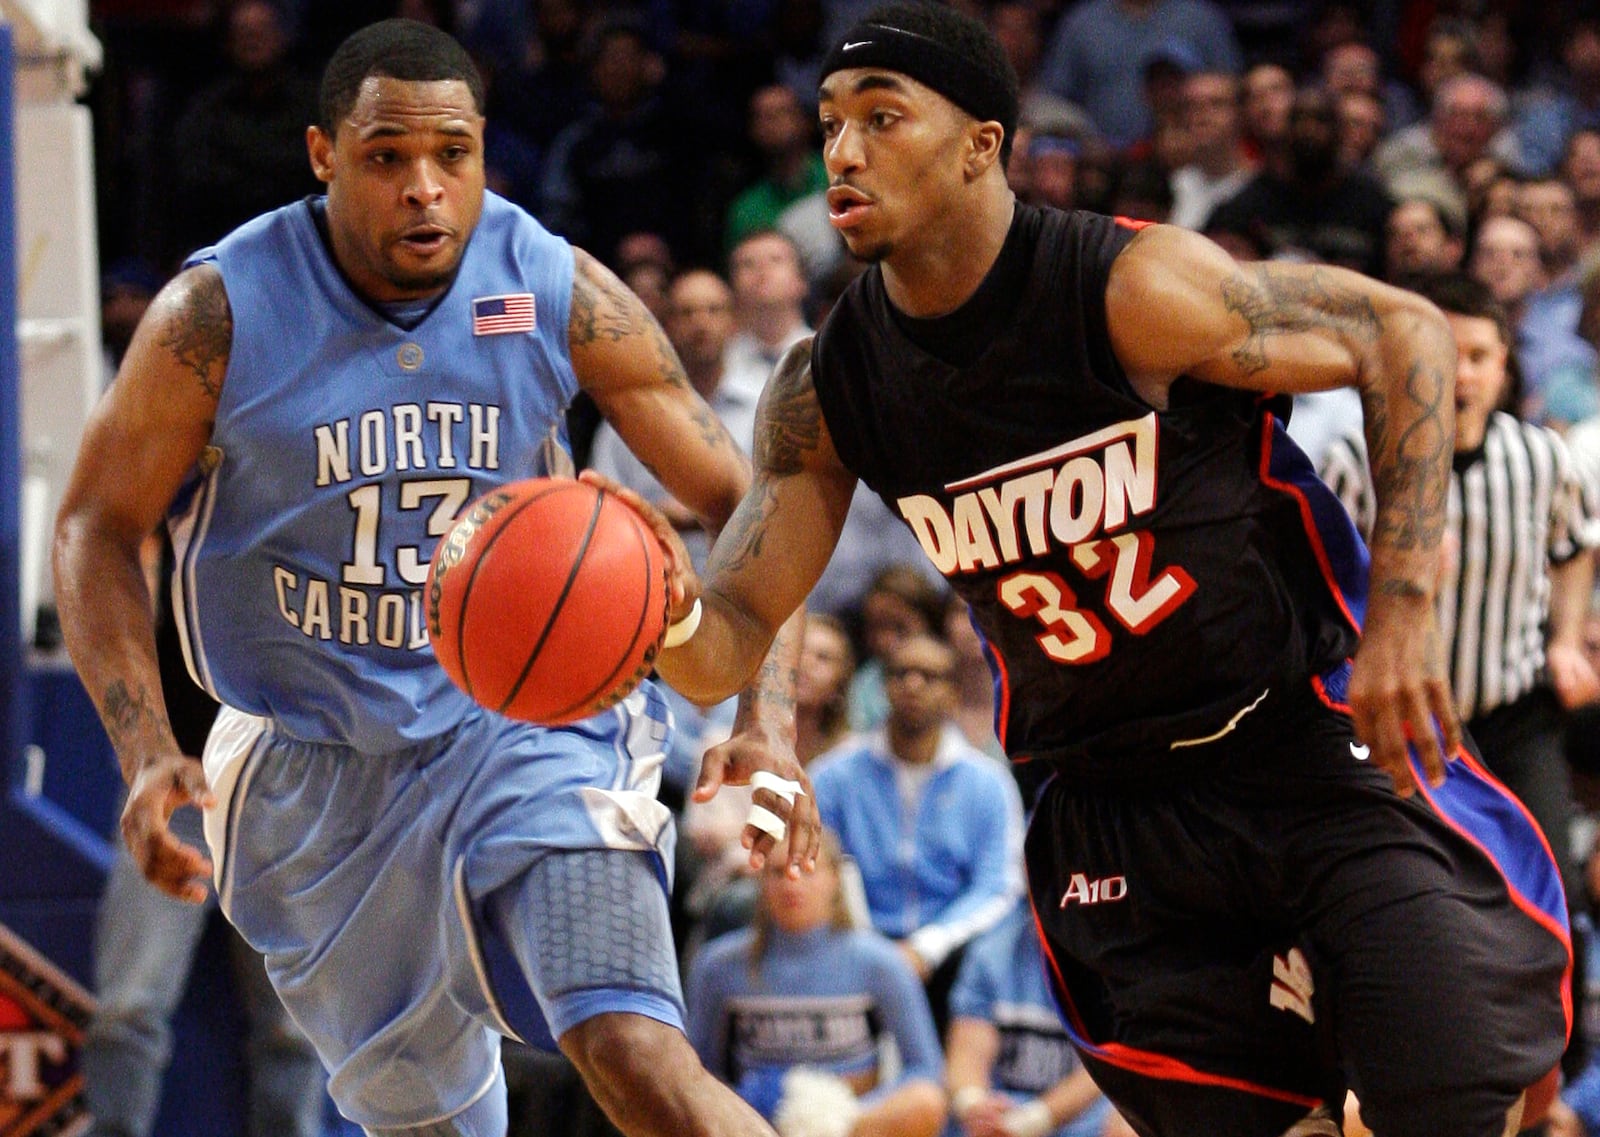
[826,185,873,228]
[399,225,451,255]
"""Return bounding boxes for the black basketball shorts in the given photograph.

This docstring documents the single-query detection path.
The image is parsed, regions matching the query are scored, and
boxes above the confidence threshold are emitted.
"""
[1025,682,1570,1137]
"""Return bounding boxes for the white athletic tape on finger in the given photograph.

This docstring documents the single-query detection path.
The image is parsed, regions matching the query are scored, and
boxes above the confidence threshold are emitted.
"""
[663,598,703,648]
[745,804,788,841]
[749,771,805,805]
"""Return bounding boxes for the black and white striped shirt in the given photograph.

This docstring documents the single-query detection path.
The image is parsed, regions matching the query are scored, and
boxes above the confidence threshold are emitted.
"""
[1319,412,1600,721]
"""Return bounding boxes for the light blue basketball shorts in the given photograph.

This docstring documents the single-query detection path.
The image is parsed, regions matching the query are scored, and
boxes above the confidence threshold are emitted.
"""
[199,684,683,1130]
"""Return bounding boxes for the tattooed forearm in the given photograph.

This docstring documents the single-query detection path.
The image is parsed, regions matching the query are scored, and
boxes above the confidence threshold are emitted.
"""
[1367,349,1452,553]
[715,481,779,576]
[753,347,822,476]
[102,678,162,754]
[750,654,799,715]
[157,269,231,399]
[1221,266,1381,375]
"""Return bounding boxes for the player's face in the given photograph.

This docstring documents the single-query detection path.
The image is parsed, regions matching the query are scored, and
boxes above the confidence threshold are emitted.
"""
[1448,312,1509,452]
[818,69,974,263]
[308,76,485,302]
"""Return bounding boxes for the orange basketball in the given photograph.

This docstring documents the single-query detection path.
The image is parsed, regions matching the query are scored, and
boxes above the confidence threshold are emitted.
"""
[425,477,671,724]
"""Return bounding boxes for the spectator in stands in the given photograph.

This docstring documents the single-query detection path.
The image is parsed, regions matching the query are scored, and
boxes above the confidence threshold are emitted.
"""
[1471,213,1597,413]
[1335,91,1386,174]
[1374,72,1524,228]
[846,564,947,732]
[813,634,1026,1033]
[1564,129,1600,261]
[725,84,827,253]
[1516,175,1598,421]
[166,0,320,265]
[726,228,813,389]
[1515,16,1600,179]
[614,230,676,324]
[1168,69,1255,230]
[686,831,947,1137]
[1207,86,1394,276]
[539,16,698,264]
[1319,38,1419,139]
[1384,196,1465,280]
[469,0,591,153]
[1037,0,1241,149]
[943,596,1002,762]
[1318,272,1600,914]
[987,1,1097,147]
[1414,18,1480,111]
[946,901,1117,1137]
[796,613,857,767]
[1020,132,1081,212]
[1239,61,1294,177]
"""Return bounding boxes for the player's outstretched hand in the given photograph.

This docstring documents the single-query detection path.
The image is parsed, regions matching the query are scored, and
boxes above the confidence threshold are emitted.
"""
[1348,590,1461,797]
[696,728,821,878]
[578,470,700,624]
[120,753,215,904]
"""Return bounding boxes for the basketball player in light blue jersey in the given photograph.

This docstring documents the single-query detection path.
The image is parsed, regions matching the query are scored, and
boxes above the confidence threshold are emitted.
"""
[52,19,819,1137]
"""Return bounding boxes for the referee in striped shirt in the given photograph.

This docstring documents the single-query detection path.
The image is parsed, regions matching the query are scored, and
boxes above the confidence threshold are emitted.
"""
[1319,273,1600,909]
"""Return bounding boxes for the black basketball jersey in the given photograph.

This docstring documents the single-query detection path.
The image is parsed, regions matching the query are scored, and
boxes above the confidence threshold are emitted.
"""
[811,205,1367,781]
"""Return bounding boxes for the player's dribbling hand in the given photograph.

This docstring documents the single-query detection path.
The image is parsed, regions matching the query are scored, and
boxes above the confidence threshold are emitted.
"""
[121,753,215,904]
[1347,588,1461,797]
[577,470,700,623]
[696,730,821,878]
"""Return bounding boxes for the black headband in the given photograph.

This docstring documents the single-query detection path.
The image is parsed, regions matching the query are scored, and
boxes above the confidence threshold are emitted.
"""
[819,21,1017,141]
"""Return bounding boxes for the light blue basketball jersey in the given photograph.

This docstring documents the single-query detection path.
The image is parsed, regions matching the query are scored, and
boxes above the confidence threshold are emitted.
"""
[172,192,578,752]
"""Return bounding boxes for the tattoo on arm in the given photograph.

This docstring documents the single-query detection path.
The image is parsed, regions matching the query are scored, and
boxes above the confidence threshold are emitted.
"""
[1220,266,1381,375]
[157,271,232,399]
[570,251,639,346]
[1367,353,1451,552]
[750,655,799,715]
[102,679,161,753]
[717,353,824,575]
[571,251,739,456]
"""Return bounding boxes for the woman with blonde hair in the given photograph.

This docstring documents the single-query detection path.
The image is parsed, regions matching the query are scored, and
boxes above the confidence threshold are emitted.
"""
[686,830,946,1137]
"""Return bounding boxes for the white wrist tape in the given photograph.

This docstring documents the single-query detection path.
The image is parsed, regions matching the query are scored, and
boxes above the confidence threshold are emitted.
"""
[663,597,703,648]
[749,770,805,804]
[1001,1099,1054,1137]
[745,804,787,841]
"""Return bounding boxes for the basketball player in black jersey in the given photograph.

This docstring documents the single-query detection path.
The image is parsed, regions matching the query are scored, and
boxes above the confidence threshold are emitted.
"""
[598,5,1571,1136]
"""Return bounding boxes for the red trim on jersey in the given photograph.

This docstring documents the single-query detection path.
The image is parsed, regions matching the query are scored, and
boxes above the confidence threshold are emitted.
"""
[1026,896,1325,1109]
[992,643,1013,752]
[1114,216,1155,231]
[1310,671,1352,712]
[1413,748,1574,1040]
[1256,414,1363,632]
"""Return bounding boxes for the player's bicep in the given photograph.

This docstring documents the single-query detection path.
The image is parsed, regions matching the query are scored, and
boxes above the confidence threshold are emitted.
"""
[569,248,748,525]
[58,266,226,545]
[705,344,855,634]
[1107,225,1386,399]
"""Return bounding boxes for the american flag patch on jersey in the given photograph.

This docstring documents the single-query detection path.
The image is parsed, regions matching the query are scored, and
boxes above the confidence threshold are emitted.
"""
[472,293,536,335]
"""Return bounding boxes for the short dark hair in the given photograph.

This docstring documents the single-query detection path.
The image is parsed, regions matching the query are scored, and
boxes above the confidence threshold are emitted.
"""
[319,19,485,134]
[1405,272,1511,344]
[841,2,1020,165]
